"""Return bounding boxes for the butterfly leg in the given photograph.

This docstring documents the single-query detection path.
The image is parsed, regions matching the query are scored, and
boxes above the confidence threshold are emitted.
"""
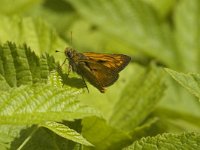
[67,64,72,77]
[61,58,67,67]
[81,75,89,93]
[58,58,68,73]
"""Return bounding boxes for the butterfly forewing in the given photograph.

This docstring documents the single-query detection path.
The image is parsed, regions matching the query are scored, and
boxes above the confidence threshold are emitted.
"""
[83,52,131,72]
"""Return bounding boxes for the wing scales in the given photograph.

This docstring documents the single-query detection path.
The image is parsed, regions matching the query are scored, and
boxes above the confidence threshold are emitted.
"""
[83,52,131,72]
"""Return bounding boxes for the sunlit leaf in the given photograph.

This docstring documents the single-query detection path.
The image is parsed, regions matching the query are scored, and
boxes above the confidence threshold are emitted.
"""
[42,121,93,146]
[109,65,166,131]
[165,68,200,100]
[123,132,200,150]
[0,15,66,56]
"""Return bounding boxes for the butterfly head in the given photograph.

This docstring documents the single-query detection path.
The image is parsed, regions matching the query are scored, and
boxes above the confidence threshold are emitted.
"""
[65,47,76,59]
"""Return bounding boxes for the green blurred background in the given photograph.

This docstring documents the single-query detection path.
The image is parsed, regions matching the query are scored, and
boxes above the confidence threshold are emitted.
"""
[0,0,200,136]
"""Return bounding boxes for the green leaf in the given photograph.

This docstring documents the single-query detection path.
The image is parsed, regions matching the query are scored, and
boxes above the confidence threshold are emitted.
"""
[0,83,100,125]
[143,0,176,19]
[77,65,167,149]
[77,63,136,121]
[0,42,57,87]
[0,0,43,15]
[0,42,100,149]
[153,107,200,133]
[156,0,200,118]
[9,125,81,150]
[82,117,132,150]
[123,132,200,150]
[174,0,200,72]
[109,65,166,131]
[27,0,79,36]
[130,117,163,141]
[41,121,93,146]
[0,74,10,91]
[0,125,28,150]
[165,68,200,100]
[68,0,175,66]
[79,65,166,149]
[0,15,66,56]
[0,42,99,125]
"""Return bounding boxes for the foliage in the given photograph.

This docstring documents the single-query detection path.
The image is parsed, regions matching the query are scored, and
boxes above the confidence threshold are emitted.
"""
[123,132,200,150]
[0,0,200,149]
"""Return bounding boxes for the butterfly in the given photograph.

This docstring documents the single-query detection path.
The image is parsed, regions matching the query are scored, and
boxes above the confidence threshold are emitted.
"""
[57,47,131,93]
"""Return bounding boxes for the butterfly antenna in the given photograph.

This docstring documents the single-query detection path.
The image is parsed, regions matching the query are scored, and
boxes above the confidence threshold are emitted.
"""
[70,31,73,48]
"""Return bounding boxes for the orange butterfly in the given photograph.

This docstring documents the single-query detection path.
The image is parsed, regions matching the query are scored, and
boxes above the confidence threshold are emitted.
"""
[58,47,131,93]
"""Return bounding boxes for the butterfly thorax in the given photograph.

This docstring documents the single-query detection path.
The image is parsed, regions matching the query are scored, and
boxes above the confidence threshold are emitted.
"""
[65,47,88,73]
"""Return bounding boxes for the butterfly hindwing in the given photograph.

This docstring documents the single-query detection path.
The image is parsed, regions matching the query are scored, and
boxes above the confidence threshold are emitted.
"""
[77,61,119,92]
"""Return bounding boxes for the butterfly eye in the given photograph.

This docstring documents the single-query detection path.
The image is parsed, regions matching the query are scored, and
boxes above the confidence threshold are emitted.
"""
[65,47,73,58]
[67,51,73,58]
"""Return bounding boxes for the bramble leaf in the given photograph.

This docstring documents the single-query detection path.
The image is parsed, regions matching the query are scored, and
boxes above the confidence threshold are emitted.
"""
[123,132,200,150]
[109,65,166,131]
[165,68,200,100]
[41,121,93,146]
